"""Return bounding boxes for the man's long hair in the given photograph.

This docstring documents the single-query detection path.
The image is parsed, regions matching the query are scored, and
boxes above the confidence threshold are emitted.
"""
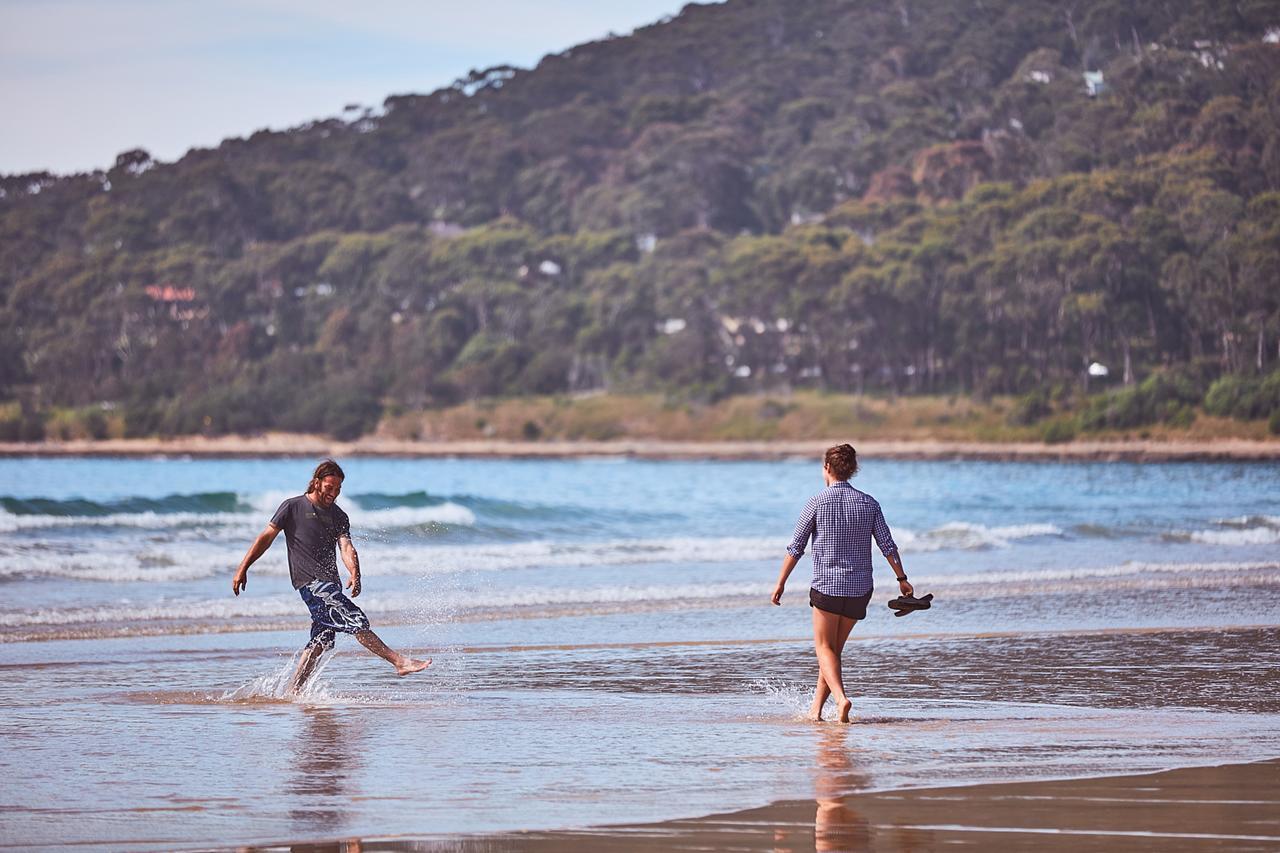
[307,458,345,494]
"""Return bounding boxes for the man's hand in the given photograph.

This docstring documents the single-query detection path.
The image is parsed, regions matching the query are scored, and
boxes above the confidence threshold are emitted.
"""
[771,581,786,606]
[898,577,914,597]
[347,572,362,598]
[233,525,278,597]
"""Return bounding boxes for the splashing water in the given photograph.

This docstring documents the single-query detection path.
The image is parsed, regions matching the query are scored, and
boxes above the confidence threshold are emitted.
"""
[220,647,337,703]
[397,569,470,695]
[749,677,815,720]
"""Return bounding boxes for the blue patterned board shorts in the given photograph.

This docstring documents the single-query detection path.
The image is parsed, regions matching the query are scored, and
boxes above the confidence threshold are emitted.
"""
[299,580,370,650]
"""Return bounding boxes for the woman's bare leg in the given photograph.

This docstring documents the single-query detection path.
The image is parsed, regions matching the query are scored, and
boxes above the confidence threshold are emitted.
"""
[354,629,432,676]
[809,670,832,721]
[808,607,860,722]
[810,612,860,721]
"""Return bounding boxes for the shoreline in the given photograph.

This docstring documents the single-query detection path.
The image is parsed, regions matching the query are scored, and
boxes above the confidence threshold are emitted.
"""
[7,614,1278,646]
[4,434,1280,461]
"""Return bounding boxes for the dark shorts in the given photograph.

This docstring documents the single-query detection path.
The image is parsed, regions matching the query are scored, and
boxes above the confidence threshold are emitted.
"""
[810,588,872,620]
[299,579,370,650]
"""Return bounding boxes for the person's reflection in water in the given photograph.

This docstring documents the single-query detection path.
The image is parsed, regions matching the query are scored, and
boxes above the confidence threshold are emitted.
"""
[812,727,871,852]
[286,707,366,834]
[286,842,362,853]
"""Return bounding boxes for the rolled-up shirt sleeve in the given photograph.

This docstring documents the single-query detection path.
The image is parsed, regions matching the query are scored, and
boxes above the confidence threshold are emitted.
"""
[872,502,898,557]
[786,497,819,558]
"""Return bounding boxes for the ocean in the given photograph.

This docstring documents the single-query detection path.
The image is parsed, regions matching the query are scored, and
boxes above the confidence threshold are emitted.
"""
[1,456,1278,850]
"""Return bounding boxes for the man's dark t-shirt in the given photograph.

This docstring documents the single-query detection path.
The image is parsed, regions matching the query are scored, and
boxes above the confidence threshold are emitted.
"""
[269,495,351,589]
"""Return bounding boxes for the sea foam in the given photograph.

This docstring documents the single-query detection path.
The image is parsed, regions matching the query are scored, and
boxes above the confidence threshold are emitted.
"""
[6,561,1276,630]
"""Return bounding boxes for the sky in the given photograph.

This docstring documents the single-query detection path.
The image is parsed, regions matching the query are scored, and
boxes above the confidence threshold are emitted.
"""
[0,0,696,176]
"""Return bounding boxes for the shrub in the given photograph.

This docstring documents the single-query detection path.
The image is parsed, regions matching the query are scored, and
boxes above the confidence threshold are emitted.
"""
[1203,371,1280,420]
[1270,410,1280,435]
[1080,365,1211,431]
[1042,418,1077,444]
[1008,389,1052,425]
[281,386,383,440]
[1264,373,1280,414]
[1164,404,1196,429]
[1204,376,1261,418]
[124,403,163,438]
[0,413,46,442]
[759,399,794,420]
[519,350,572,395]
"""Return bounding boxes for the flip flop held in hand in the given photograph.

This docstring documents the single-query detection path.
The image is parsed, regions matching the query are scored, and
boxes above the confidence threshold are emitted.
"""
[888,592,934,617]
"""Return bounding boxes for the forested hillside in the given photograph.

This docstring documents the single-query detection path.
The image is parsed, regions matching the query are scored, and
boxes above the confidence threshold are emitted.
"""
[3,0,1280,439]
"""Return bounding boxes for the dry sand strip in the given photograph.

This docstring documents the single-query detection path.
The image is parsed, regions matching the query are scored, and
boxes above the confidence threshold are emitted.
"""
[280,759,1277,852]
[4,435,1280,461]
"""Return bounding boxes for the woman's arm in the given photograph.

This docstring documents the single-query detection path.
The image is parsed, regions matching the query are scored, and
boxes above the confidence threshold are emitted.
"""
[873,503,913,595]
[774,497,818,605]
[772,553,800,605]
[885,551,913,597]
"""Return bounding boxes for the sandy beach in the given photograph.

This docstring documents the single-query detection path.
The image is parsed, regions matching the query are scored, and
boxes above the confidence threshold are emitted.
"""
[380,758,1279,852]
[4,434,1280,461]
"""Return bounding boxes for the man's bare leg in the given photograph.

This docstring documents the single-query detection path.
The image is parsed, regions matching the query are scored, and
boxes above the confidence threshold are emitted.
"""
[290,643,327,694]
[354,629,431,676]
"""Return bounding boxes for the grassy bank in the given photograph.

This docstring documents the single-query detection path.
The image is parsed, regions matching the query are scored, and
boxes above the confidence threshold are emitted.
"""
[375,392,1278,444]
[10,390,1278,448]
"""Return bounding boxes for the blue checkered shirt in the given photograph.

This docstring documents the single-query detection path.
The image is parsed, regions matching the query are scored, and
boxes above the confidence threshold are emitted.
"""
[786,481,898,596]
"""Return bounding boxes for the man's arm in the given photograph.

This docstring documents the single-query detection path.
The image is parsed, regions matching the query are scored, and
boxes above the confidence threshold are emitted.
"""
[232,524,280,596]
[340,535,361,597]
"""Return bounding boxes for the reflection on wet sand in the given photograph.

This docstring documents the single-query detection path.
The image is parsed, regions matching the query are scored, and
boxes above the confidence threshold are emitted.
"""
[287,709,365,834]
[237,842,362,853]
[233,759,1280,852]
[811,727,870,852]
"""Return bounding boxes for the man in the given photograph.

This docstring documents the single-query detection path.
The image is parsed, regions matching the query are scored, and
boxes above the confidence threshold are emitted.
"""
[232,459,430,692]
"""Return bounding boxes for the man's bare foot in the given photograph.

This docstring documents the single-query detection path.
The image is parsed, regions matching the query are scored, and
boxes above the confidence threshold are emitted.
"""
[838,698,853,723]
[395,657,432,676]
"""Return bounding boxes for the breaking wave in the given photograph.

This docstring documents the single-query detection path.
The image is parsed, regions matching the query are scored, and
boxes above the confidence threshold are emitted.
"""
[1174,516,1280,547]
[895,522,1063,551]
[0,520,1069,583]
[0,490,477,533]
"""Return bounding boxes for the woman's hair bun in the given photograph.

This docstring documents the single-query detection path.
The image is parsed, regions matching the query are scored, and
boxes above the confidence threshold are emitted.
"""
[824,444,858,480]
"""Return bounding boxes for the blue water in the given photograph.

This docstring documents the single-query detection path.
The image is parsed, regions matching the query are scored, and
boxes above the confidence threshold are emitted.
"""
[0,457,1278,849]
[2,457,1277,639]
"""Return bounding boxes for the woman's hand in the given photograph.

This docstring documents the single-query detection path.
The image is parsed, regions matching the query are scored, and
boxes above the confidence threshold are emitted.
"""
[771,581,786,605]
[898,577,914,597]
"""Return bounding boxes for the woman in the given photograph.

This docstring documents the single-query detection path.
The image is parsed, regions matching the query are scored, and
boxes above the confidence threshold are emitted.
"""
[771,444,911,722]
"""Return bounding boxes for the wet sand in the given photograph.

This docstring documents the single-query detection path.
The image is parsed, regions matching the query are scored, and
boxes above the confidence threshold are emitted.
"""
[4,434,1280,461]
[252,759,1278,852]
